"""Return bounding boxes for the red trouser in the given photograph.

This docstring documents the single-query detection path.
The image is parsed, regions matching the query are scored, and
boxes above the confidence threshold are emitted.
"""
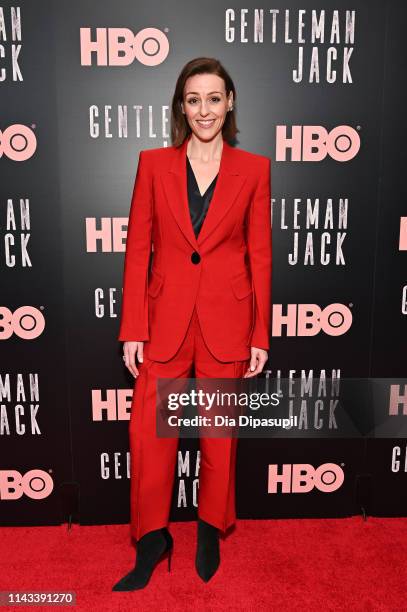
[128,305,250,541]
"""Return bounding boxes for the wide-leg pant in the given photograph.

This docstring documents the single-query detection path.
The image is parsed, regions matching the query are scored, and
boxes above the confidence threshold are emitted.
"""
[128,305,250,541]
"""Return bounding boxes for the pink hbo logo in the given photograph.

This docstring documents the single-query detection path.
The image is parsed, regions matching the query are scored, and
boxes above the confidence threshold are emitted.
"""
[80,27,169,66]
[0,124,37,161]
[0,306,46,339]
[272,303,352,337]
[0,470,54,500]
[276,125,360,162]
[268,463,344,494]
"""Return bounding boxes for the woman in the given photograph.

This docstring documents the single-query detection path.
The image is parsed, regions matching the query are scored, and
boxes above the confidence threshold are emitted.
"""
[113,57,272,591]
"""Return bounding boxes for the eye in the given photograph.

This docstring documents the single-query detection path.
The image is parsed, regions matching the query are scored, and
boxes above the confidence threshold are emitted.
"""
[186,96,222,105]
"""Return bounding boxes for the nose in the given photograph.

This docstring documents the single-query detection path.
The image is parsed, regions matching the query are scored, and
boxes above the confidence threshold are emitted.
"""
[199,100,210,116]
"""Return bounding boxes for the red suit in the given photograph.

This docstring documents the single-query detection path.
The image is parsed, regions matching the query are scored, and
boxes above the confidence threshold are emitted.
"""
[118,134,272,540]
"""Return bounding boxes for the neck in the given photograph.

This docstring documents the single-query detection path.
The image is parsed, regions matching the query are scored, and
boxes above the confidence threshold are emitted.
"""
[187,132,224,163]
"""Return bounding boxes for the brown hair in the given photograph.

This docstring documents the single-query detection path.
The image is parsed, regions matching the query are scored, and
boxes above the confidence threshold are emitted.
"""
[170,57,239,147]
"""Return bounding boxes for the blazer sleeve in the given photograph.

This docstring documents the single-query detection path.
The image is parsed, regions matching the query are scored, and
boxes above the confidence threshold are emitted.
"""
[247,156,272,350]
[118,150,153,342]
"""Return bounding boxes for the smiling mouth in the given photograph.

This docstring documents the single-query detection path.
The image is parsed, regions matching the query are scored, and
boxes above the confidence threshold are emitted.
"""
[196,119,216,128]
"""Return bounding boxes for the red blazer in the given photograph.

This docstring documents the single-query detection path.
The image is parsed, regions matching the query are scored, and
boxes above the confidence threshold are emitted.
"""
[118,133,272,363]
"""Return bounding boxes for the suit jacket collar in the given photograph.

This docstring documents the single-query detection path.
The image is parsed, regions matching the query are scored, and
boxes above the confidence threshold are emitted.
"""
[161,133,247,250]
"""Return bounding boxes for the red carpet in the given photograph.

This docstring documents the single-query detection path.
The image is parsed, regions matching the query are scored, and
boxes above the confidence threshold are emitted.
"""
[1,517,406,611]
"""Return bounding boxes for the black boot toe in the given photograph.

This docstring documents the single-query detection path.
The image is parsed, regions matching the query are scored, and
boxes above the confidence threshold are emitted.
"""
[112,527,173,592]
[195,519,220,582]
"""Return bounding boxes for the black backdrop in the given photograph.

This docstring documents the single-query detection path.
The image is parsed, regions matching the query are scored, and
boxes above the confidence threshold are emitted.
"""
[1,0,406,528]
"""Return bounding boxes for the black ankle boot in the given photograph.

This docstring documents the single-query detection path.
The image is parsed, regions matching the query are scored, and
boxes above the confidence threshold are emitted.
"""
[195,519,220,582]
[112,528,173,591]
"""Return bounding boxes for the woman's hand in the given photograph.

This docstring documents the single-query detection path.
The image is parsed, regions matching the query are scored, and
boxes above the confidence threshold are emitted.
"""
[122,341,144,378]
[243,347,268,378]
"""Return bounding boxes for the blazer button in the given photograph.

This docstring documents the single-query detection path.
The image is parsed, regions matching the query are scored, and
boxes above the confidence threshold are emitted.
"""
[191,251,201,264]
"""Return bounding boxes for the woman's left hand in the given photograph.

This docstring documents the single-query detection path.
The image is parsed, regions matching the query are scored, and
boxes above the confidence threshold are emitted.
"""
[243,347,269,377]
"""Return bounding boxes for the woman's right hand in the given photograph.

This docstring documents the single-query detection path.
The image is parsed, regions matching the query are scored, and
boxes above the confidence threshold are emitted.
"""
[122,341,144,378]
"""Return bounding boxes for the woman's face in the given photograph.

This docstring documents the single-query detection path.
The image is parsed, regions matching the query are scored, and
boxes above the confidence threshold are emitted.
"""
[181,73,233,141]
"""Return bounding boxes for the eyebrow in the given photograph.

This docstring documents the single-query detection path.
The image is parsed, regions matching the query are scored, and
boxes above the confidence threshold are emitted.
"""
[185,91,224,96]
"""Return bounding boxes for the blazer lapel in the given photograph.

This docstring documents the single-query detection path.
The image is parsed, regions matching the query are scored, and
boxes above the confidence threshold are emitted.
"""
[161,133,247,251]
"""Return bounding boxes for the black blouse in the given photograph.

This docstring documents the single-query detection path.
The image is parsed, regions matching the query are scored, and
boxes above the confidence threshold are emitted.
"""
[187,156,218,238]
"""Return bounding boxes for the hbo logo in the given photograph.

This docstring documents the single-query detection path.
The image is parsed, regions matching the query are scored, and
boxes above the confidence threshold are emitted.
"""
[276,125,360,161]
[0,470,54,500]
[273,303,352,337]
[0,125,37,161]
[268,463,344,494]
[80,27,169,66]
[0,306,45,339]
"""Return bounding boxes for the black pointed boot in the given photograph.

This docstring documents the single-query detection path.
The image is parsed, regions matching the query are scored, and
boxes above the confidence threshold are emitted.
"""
[112,527,173,591]
[195,518,220,582]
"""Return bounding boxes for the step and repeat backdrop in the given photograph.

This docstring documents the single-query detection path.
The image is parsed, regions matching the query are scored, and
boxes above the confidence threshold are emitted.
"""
[1,0,406,528]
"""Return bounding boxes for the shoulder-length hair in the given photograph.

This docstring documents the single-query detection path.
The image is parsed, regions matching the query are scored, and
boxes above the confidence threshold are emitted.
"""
[170,57,239,147]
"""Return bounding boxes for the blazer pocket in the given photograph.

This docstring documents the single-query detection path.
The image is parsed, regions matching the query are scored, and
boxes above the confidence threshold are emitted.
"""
[230,270,253,300]
[148,268,164,298]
